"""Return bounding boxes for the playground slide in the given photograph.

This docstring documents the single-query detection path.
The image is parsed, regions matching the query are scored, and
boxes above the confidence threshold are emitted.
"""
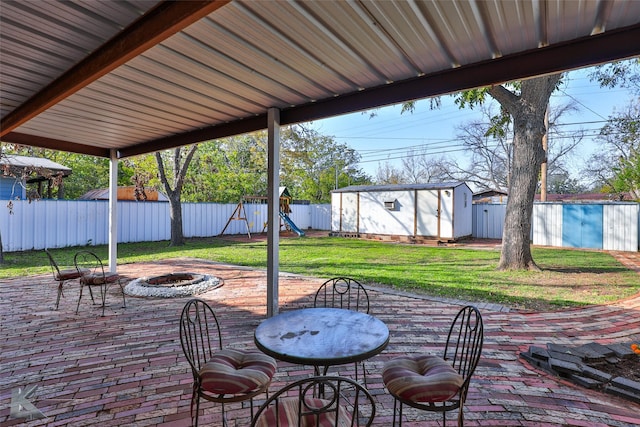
[279,211,305,236]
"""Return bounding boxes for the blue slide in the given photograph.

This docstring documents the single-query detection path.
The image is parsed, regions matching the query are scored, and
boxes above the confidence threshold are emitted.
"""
[279,211,305,236]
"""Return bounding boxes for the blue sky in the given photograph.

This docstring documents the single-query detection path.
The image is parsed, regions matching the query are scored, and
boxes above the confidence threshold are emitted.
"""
[311,65,635,181]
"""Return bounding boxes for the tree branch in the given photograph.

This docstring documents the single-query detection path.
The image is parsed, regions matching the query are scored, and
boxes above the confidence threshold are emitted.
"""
[487,85,519,115]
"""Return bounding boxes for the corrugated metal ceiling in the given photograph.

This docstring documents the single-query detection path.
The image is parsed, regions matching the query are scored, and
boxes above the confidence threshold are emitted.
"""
[1,0,639,158]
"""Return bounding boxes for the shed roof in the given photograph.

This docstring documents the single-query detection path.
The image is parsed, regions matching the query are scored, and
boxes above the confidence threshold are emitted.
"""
[1,1,639,158]
[332,182,469,193]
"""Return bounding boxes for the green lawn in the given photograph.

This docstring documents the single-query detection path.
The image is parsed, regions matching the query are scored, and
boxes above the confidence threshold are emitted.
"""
[2,235,638,310]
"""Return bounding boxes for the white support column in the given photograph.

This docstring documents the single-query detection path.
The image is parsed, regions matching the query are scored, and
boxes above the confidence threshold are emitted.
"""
[267,108,281,317]
[108,149,118,273]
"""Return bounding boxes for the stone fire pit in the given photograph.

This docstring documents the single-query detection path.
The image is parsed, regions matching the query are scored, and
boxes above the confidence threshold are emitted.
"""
[124,272,223,298]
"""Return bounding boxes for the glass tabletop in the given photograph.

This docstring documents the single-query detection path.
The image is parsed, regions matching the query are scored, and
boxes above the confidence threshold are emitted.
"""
[254,307,389,366]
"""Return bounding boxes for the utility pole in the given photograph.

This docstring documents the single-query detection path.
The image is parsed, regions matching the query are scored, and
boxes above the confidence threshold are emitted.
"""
[540,104,549,202]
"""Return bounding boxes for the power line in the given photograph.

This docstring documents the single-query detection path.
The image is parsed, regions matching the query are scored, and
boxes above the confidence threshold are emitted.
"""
[557,88,608,120]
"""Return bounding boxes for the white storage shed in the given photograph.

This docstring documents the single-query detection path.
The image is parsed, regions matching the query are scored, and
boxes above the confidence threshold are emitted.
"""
[331,182,473,242]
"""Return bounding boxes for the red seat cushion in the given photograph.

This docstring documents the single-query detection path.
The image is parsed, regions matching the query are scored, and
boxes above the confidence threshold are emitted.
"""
[200,348,276,395]
[55,268,82,281]
[383,355,464,403]
[81,272,120,285]
[254,397,351,427]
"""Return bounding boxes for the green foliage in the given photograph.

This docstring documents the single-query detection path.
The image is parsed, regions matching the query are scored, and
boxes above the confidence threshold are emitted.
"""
[588,101,640,198]
[149,125,372,204]
[280,125,370,202]
[485,109,512,138]
[451,82,522,138]
[454,87,492,109]
[3,123,372,204]
[181,135,267,203]
[612,151,640,199]
[589,58,640,95]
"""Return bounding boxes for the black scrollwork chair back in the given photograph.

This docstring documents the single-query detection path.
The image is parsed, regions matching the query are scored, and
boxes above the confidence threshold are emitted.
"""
[179,298,277,427]
[251,376,376,427]
[382,305,484,427]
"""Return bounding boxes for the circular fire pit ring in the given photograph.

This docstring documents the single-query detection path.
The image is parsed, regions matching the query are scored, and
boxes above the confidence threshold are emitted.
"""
[124,272,223,298]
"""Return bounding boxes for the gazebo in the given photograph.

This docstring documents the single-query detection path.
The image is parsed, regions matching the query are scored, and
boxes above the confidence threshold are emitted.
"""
[1,1,639,315]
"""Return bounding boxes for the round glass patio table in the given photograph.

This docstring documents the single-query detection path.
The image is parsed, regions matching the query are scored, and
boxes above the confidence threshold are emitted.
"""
[254,307,389,367]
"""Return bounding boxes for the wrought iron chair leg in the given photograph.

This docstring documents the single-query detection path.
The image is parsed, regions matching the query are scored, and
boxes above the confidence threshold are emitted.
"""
[357,361,367,386]
[76,285,84,314]
[99,284,107,316]
[221,402,227,427]
[249,398,253,422]
[118,280,126,308]
[194,392,200,427]
[55,282,63,310]
[457,397,465,427]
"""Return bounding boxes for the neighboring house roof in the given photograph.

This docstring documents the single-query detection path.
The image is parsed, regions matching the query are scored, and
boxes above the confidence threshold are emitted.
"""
[473,189,509,203]
[332,182,469,193]
[0,154,71,173]
[0,154,72,182]
[80,186,168,202]
[473,189,508,198]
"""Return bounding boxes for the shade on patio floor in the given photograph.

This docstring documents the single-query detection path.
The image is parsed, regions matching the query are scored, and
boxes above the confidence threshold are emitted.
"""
[1,256,639,426]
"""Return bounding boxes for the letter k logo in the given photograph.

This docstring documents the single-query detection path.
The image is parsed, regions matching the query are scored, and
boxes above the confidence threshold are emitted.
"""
[10,385,45,420]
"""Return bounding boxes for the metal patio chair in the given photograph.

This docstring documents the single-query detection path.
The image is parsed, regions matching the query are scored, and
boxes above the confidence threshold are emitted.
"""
[74,250,126,316]
[382,305,484,427]
[45,248,88,310]
[179,298,277,427]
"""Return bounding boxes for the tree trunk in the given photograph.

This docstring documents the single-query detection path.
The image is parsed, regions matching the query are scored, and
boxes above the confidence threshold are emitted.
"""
[489,74,561,270]
[168,192,185,246]
[155,145,198,247]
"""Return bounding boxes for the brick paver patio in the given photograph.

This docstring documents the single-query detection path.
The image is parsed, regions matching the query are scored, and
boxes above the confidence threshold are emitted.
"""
[2,253,640,426]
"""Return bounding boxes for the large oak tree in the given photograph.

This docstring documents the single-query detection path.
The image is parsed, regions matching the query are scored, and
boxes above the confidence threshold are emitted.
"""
[487,75,562,270]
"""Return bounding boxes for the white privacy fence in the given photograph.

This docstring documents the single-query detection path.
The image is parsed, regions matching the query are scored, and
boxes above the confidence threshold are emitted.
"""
[473,202,639,252]
[0,200,331,252]
[1,200,637,252]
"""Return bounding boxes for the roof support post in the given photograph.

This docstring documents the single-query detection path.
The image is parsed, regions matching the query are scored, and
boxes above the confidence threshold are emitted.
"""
[108,149,118,273]
[266,108,281,317]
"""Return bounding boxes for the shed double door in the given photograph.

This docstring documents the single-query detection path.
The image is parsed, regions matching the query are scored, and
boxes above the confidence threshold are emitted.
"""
[561,204,603,249]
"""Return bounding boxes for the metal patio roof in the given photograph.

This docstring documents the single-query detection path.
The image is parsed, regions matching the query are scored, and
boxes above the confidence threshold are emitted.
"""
[1,0,640,159]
